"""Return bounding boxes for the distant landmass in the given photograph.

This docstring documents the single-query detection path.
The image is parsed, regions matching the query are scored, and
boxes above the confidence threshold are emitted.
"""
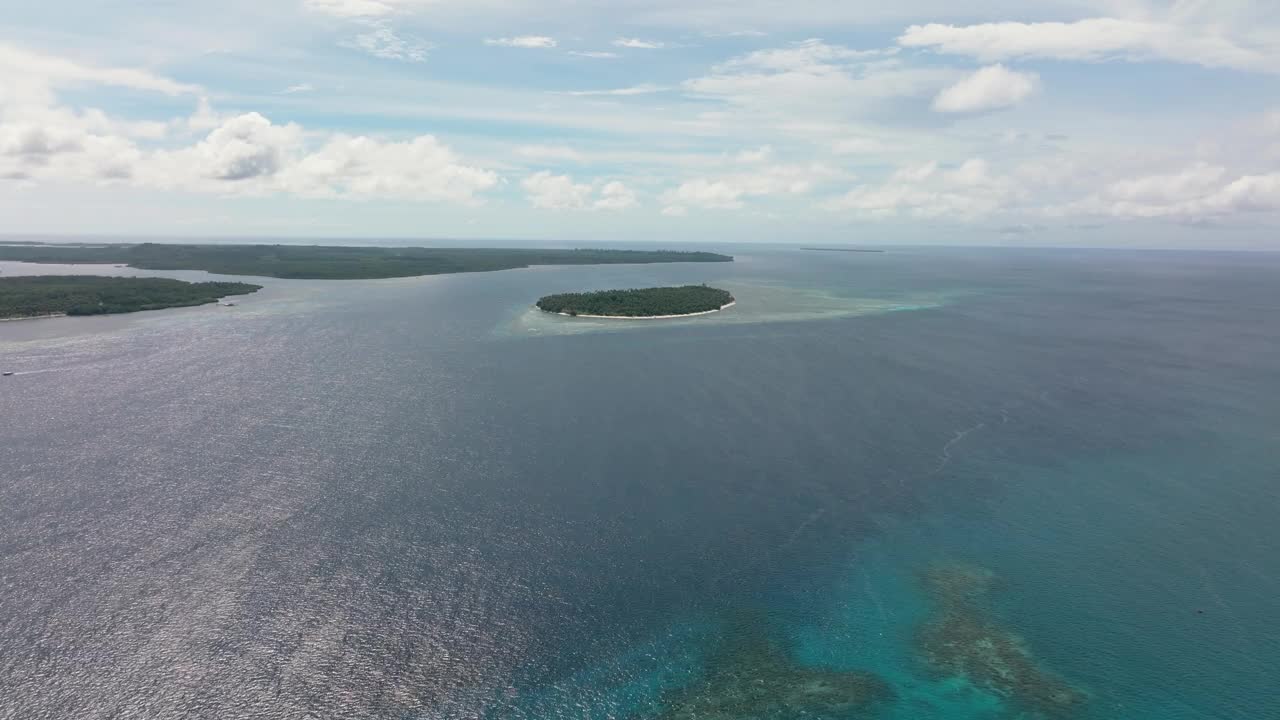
[801,247,886,253]
[0,276,261,319]
[0,242,734,280]
[537,285,735,318]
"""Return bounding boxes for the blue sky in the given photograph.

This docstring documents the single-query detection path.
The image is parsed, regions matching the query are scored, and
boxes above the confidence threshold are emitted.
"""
[2,1,1279,247]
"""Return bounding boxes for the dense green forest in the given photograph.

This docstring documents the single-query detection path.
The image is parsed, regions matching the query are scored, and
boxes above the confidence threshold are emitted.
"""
[0,243,733,280]
[0,276,261,319]
[537,285,734,317]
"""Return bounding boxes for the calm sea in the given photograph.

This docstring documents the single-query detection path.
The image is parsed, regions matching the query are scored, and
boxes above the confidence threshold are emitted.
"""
[1,247,1277,720]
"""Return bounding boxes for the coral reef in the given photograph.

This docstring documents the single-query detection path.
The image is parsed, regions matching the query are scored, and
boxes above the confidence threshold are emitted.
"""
[916,563,1086,718]
[656,612,894,720]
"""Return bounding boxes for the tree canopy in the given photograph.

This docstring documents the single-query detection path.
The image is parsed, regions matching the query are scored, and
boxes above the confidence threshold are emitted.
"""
[536,285,734,317]
[0,243,733,280]
[0,276,261,319]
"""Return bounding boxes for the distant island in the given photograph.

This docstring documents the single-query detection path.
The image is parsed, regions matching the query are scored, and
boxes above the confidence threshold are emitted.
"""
[0,242,733,280]
[0,276,261,319]
[801,247,886,253]
[537,285,735,318]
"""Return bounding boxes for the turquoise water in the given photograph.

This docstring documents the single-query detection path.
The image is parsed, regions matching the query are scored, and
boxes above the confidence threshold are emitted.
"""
[2,248,1277,719]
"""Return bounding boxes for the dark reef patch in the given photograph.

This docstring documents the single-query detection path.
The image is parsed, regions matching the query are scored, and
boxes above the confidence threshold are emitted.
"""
[653,611,894,720]
[916,563,1086,718]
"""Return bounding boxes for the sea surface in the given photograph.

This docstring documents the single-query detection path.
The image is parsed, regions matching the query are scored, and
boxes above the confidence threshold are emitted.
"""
[1,247,1277,720]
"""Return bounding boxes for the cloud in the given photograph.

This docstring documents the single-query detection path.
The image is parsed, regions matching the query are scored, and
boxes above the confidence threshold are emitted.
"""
[281,83,315,94]
[521,171,636,210]
[932,64,1038,113]
[664,161,843,210]
[485,36,558,49]
[1063,163,1280,219]
[826,157,1015,219]
[683,39,950,119]
[899,19,1276,73]
[568,51,620,59]
[614,38,666,49]
[595,181,638,210]
[516,145,584,162]
[563,84,668,97]
[341,22,433,61]
[832,137,888,154]
[303,0,395,18]
[0,43,197,95]
[176,112,301,181]
[1,82,500,203]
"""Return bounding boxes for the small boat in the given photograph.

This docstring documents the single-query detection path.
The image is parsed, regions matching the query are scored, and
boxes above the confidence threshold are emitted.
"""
[2,371,13,377]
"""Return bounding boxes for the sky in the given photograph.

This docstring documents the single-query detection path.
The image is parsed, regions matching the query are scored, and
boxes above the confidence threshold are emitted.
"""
[2,1,1279,247]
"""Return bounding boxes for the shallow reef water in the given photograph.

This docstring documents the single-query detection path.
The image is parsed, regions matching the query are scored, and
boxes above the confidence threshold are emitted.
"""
[652,611,895,720]
[916,564,1086,719]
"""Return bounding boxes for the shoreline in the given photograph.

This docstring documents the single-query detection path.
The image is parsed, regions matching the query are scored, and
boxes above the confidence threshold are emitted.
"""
[549,301,736,320]
[0,312,68,322]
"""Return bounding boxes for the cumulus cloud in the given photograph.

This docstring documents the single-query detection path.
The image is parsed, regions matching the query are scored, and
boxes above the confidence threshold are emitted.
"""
[826,157,1015,219]
[664,161,843,210]
[899,19,1276,74]
[1063,163,1280,219]
[932,64,1038,113]
[521,171,637,210]
[485,36,558,49]
[614,38,665,49]
[595,181,639,210]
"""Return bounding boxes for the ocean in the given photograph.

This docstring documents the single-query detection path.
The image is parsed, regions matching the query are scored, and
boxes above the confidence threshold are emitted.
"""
[1,246,1277,720]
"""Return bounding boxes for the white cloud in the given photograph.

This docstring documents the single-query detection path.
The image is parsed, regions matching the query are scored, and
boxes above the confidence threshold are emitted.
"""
[521,171,636,210]
[1063,163,1280,220]
[280,133,499,202]
[614,38,666,49]
[664,161,843,210]
[827,157,1015,219]
[832,137,887,154]
[170,112,302,181]
[282,83,315,94]
[563,84,668,97]
[568,51,620,59]
[683,39,951,119]
[0,43,197,95]
[341,22,433,61]
[899,18,1277,73]
[485,36,558,49]
[661,204,688,217]
[735,145,773,163]
[595,181,638,210]
[516,145,584,162]
[932,64,1038,113]
[304,0,395,18]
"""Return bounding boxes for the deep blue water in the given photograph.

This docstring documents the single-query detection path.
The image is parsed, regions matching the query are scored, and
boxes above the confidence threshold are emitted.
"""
[1,247,1277,720]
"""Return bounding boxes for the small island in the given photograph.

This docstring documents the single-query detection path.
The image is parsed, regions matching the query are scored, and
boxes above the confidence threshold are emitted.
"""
[0,276,262,320]
[536,285,734,319]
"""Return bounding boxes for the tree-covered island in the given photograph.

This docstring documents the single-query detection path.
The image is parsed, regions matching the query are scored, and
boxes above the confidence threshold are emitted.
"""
[0,243,733,280]
[0,276,261,319]
[536,285,735,318]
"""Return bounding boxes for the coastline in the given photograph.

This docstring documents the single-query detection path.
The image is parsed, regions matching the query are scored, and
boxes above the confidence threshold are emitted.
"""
[0,312,68,322]
[549,301,736,320]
